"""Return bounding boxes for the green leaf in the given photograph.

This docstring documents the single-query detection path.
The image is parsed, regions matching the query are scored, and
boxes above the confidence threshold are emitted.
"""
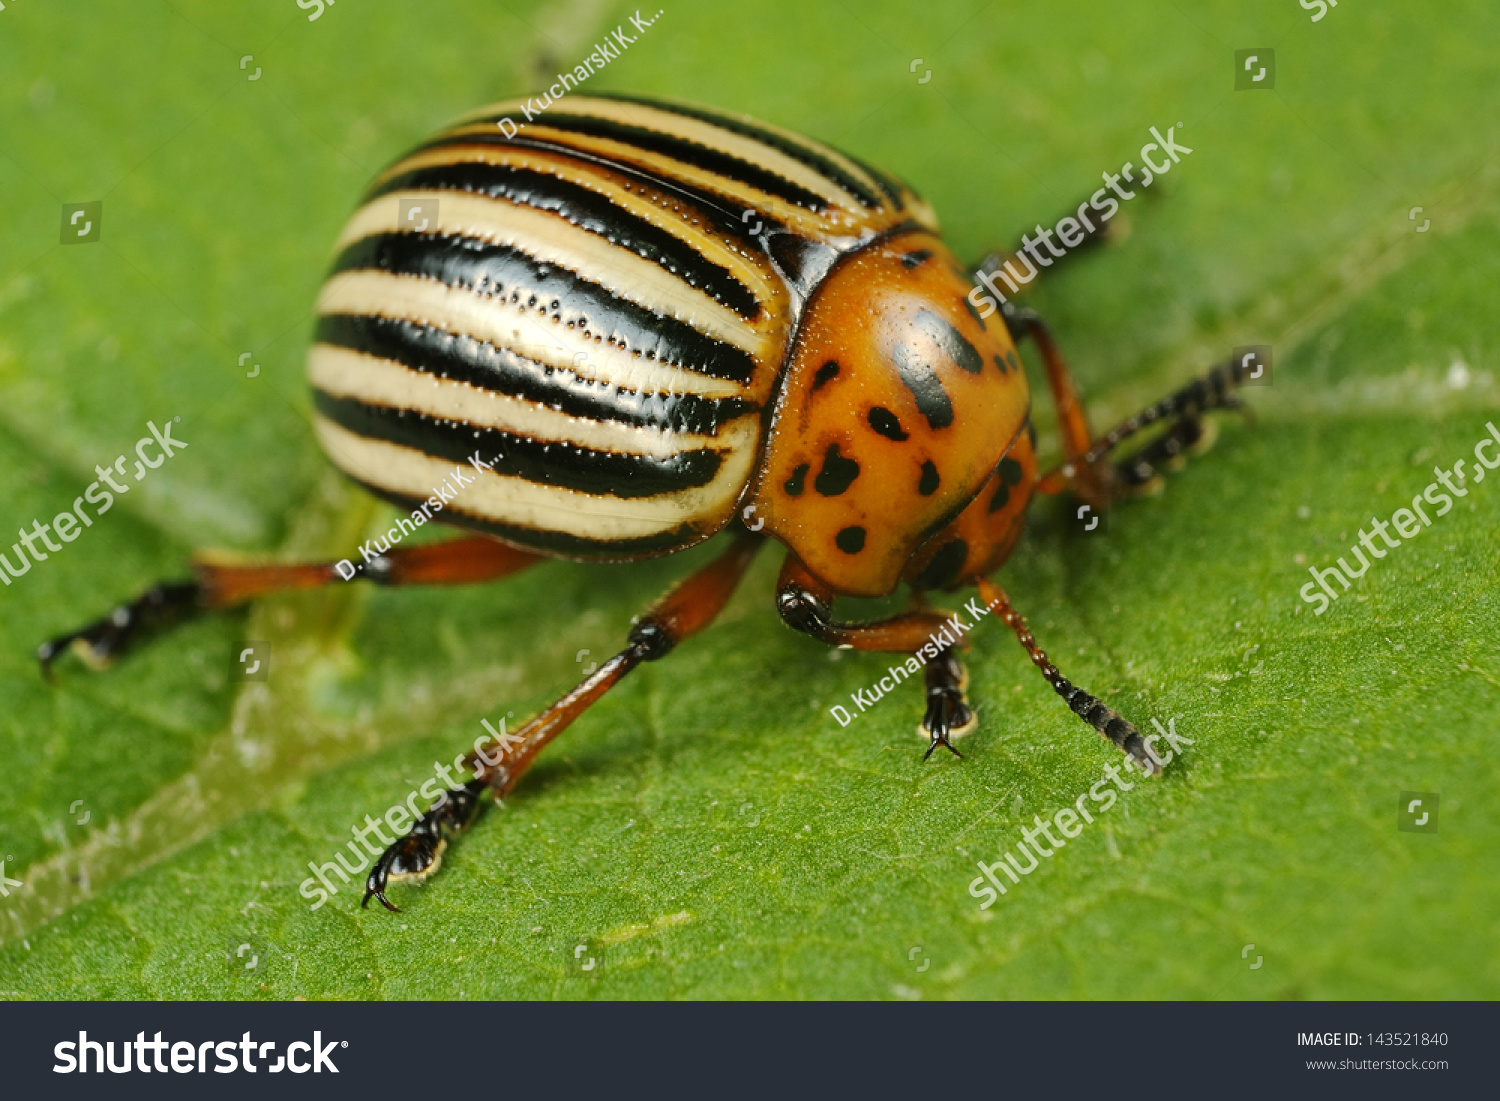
[1,0,1497,998]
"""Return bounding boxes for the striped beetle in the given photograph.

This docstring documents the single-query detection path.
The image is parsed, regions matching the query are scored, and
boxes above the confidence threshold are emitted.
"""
[40,95,1248,911]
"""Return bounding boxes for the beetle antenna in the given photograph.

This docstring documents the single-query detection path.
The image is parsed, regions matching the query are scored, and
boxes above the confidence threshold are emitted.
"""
[975,577,1163,777]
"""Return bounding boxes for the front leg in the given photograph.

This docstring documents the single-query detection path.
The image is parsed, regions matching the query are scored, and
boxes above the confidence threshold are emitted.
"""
[776,552,972,760]
[920,647,974,761]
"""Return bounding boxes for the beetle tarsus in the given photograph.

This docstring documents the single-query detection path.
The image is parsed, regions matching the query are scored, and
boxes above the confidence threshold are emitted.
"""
[362,778,488,911]
[1115,414,1211,491]
[919,648,972,760]
[37,580,201,678]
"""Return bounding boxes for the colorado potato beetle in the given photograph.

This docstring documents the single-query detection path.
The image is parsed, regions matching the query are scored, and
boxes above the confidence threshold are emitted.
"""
[40,94,1249,911]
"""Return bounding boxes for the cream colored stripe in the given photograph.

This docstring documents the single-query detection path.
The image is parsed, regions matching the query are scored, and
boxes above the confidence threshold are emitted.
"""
[308,343,737,455]
[315,415,759,540]
[335,189,764,355]
[458,96,882,215]
[371,144,784,313]
[316,269,753,400]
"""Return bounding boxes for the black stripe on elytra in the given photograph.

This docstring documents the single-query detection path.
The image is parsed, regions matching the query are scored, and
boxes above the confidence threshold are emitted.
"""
[367,161,761,320]
[361,482,697,561]
[314,391,726,499]
[331,231,759,385]
[891,343,954,430]
[314,314,755,437]
[399,133,787,254]
[990,435,1029,512]
[589,93,888,210]
[531,113,831,213]
[846,153,906,207]
[914,309,983,374]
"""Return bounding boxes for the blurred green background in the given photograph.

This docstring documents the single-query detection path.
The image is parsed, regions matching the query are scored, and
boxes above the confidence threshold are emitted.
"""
[0,0,1496,998]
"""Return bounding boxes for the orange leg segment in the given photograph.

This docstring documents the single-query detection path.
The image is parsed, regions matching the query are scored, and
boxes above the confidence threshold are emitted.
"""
[774,552,972,760]
[362,532,764,912]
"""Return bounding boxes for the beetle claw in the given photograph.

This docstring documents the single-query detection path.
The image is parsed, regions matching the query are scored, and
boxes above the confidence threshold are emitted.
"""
[361,779,487,912]
[919,669,972,760]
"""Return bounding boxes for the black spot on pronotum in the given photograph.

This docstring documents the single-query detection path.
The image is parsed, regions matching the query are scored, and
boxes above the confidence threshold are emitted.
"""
[988,481,1009,513]
[918,460,940,496]
[784,462,809,496]
[998,456,1024,486]
[993,354,1008,375]
[1005,350,1021,373]
[900,248,933,269]
[963,295,987,327]
[835,526,866,554]
[913,309,982,374]
[1026,418,1038,450]
[812,359,840,390]
[916,539,968,589]
[891,345,954,430]
[867,406,908,441]
[814,443,860,496]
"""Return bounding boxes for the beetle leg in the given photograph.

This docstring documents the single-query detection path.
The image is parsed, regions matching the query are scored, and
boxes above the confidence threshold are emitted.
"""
[1001,304,1117,510]
[775,552,973,760]
[976,576,1164,777]
[921,648,974,760]
[1113,412,1220,491]
[37,536,540,677]
[35,580,201,681]
[363,778,488,913]
[362,532,764,912]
